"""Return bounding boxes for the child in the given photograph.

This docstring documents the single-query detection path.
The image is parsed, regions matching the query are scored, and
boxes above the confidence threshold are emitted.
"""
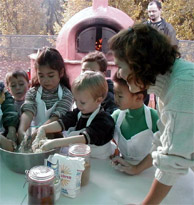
[81,51,117,114]
[6,69,30,115]
[108,23,194,204]
[0,82,19,151]
[32,71,115,159]
[111,73,158,170]
[18,47,73,144]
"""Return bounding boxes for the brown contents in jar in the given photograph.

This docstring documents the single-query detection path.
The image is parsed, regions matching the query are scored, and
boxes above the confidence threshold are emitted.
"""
[81,161,90,186]
[28,184,54,205]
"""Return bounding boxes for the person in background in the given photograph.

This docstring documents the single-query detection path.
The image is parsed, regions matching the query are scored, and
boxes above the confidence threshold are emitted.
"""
[146,0,178,47]
[81,51,117,114]
[0,82,19,151]
[18,47,73,144]
[108,23,194,204]
[6,70,30,115]
[111,72,158,170]
[32,71,115,159]
[144,0,178,108]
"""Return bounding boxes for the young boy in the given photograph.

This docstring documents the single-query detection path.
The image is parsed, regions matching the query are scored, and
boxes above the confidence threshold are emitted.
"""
[0,82,19,151]
[81,51,117,114]
[6,70,30,115]
[32,71,115,159]
[111,73,159,171]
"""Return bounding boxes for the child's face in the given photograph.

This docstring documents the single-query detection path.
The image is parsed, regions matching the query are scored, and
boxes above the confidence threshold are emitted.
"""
[73,89,101,114]
[37,66,61,90]
[8,76,29,101]
[81,61,103,74]
[113,82,138,110]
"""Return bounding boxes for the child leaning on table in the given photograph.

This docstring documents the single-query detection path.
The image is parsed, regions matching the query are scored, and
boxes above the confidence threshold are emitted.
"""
[32,71,115,159]
[5,69,30,115]
[18,47,73,144]
[111,72,159,173]
[0,82,19,152]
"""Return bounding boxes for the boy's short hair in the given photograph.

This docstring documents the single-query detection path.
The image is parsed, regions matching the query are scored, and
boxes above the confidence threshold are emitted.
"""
[72,71,108,100]
[5,70,29,87]
[113,72,147,99]
[81,51,107,72]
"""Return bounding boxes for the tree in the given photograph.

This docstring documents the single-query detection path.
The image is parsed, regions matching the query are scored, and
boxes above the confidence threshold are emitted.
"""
[0,0,46,35]
[57,0,194,40]
[42,0,65,35]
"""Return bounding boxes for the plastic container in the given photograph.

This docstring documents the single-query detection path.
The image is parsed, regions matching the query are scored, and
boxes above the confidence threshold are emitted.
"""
[68,144,91,186]
[27,166,55,205]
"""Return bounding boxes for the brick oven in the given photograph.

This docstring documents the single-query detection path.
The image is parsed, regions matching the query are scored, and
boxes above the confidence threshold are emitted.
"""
[56,0,134,83]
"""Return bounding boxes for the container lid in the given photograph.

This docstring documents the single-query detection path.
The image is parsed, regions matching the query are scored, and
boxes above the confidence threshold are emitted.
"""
[28,166,54,183]
[69,144,91,157]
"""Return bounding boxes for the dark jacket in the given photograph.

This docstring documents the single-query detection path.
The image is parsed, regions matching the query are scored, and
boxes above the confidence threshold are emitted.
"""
[146,18,178,46]
[1,91,19,132]
[101,79,117,115]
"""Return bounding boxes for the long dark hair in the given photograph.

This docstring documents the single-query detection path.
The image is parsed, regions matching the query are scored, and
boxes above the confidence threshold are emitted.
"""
[32,47,71,90]
[109,23,180,89]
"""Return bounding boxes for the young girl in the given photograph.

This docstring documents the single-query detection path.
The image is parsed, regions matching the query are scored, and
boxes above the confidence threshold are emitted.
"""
[108,24,194,204]
[18,47,73,144]
[32,71,115,159]
[6,69,30,115]
[111,72,158,168]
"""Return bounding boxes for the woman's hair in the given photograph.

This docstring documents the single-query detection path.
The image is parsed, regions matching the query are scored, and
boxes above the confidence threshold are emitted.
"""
[5,69,29,87]
[108,23,180,89]
[81,51,108,72]
[113,71,147,99]
[72,71,108,100]
[33,47,71,90]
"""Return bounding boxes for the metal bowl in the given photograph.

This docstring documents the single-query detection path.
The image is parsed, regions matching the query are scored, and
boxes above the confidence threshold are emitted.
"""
[0,147,59,174]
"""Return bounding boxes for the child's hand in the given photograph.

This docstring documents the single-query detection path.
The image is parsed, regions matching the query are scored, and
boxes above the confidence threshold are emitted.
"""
[111,156,139,175]
[0,134,15,152]
[7,126,17,142]
[39,139,55,151]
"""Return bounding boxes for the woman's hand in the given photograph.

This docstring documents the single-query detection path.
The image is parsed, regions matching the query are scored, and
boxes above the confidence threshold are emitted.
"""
[111,156,139,175]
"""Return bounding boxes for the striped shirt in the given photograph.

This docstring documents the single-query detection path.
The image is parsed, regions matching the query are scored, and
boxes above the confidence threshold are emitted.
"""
[21,85,73,119]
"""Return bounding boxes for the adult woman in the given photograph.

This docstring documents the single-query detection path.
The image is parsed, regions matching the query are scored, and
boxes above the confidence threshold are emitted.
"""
[108,23,194,204]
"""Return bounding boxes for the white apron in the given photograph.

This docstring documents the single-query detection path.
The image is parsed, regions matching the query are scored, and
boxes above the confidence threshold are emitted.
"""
[114,105,154,165]
[32,85,63,126]
[61,106,112,159]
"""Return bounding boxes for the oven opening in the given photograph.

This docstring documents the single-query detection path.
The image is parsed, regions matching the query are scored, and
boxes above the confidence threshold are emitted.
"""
[77,26,117,53]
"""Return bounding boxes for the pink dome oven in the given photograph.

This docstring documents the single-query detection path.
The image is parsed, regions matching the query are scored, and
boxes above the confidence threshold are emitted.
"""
[56,0,134,83]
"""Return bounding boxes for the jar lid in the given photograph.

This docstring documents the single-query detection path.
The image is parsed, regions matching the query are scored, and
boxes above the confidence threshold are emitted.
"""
[28,166,54,183]
[69,144,91,157]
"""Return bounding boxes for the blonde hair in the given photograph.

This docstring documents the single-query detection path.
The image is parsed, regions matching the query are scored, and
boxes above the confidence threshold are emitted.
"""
[72,71,108,100]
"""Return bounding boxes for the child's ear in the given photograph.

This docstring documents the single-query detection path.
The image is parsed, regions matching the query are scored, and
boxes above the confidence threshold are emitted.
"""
[136,93,144,102]
[60,70,64,78]
[96,96,103,104]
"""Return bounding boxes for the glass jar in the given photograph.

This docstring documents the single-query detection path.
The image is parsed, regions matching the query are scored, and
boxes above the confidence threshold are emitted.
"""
[27,166,55,205]
[68,144,91,186]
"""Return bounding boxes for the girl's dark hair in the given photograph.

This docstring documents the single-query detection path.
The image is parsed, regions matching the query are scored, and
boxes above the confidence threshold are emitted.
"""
[33,47,71,90]
[108,23,180,89]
